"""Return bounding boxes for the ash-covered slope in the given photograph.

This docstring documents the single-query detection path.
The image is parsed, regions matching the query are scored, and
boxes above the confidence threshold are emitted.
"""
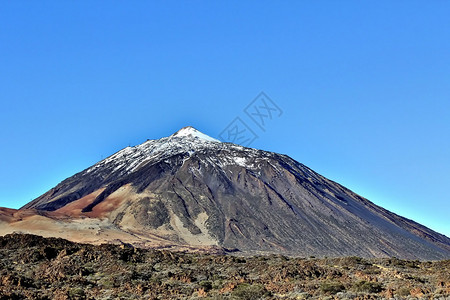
[21,126,450,259]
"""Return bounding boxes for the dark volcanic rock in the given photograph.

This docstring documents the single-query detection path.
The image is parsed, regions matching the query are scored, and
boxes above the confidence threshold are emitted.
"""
[0,234,449,299]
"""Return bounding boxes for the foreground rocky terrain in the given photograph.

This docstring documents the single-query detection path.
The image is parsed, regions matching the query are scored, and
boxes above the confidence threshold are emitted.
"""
[3,127,448,260]
[0,234,449,299]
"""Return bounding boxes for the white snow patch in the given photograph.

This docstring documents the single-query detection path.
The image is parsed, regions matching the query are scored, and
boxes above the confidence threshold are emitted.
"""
[171,126,220,142]
[234,157,247,167]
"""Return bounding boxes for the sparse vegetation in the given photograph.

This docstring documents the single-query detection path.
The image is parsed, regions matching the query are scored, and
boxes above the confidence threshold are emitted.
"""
[0,234,449,299]
[320,282,345,294]
[352,280,383,293]
[232,283,271,299]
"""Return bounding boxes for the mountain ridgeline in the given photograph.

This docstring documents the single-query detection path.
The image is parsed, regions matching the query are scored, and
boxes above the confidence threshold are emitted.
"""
[14,127,450,260]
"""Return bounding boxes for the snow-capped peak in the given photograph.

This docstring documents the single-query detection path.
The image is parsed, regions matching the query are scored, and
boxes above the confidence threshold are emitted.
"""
[84,126,222,176]
[170,126,220,143]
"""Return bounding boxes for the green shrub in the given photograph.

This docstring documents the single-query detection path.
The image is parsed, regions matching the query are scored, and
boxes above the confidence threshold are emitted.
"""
[67,287,85,299]
[320,282,345,294]
[353,281,383,293]
[99,277,115,288]
[396,287,411,297]
[232,283,271,299]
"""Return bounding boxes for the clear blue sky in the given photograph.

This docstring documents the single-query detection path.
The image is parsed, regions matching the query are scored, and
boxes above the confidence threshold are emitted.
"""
[1,1,449,236]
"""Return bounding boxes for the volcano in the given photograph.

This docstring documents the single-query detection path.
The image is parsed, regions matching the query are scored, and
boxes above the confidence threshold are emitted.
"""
[1,126,449,260]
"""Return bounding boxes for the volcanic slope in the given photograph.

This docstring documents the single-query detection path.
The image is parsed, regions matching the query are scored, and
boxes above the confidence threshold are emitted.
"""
[11,126,450,260]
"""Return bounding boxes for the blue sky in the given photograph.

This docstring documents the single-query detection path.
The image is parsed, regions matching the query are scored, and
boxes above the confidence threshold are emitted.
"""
[0,1,449,236]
